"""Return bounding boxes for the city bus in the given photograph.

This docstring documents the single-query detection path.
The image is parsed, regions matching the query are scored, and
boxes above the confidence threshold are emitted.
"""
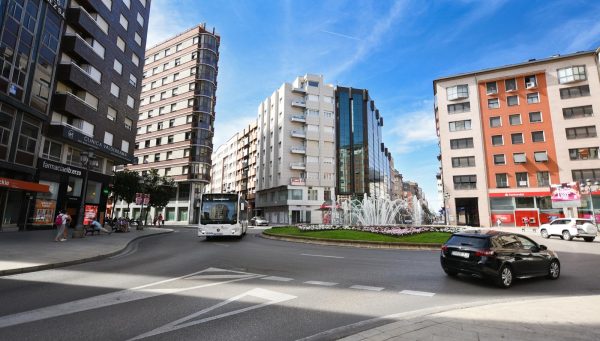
[197,193,248,239]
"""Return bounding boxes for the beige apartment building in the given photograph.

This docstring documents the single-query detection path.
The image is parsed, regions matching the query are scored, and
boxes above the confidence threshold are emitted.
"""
[256,74,336,224]
[114,24,220,224]
[435,49,600,227]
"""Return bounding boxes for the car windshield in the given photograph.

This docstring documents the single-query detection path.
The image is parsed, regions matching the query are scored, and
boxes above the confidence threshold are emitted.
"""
[445,235,488,248]
[200,195,238,224]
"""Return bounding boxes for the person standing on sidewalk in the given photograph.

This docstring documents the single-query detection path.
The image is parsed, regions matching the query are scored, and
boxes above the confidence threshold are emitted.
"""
[54,210,70,242]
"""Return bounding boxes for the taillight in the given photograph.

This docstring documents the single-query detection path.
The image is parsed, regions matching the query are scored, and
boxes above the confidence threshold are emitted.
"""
[441,245,448,252]
[475,249,495,257]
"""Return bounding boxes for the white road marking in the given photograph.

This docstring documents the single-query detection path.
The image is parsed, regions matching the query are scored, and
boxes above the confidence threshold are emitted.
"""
[127,288,297,340]
[301,253,344,259]
[399,290,435,297]
[349,285,384,292]
[0,267,262,329]
[304,281,338,286]
[261,276,294,282]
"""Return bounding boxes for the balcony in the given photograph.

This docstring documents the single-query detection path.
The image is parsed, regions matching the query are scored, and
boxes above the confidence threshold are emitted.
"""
[52,92,97,120]
[292,87,306,94]
[290,162,306,170]
[291,130,306,138]
[290,177,306,186]
[290,147,306,154]
[65,7,102,37]
[290,115,306,123]
[291,100,306,108]
[57,63,102,94]
[61,34,103,66]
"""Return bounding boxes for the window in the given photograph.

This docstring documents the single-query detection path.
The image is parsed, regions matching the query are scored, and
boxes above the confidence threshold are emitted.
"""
[155,137,161,146]
[113,59,122,74]
[145,140,150,148]
[513,153,526,163]
[160,91,166,99]
[447,102,470,114]
[569,147,599,160]
[516,172,529,187]
[185,132,191,140]
[451,156,475,168]
[124,118,132,130]
[489,116,501,127]
[529,131,545,142]
[507,95,519,106]
[42,139,62,162]
[523,94,538,106]
[496,174,508,188]
[486,81,497,95]
[453,175,476,190]
[560,85,590,99]
[534,151,548,162]
[509,114,521,125]
[511,133,524,144]
[563,105,593,119]
[505,78,517,92]
[450,138,473,149]
[535,171,549,187]
[494,154,505,165]
[184,148,190,157]
[163,63,168,71]
[308,80,319,87]
[572,169,600,182]
[166,151,172,160]
[129,74,137,87]
[488,98,499,109]
[189,83,195,91]
[323,96,334,104]
[110,83,120,97]
[149,95,156,103]
[119,14,128,30]
[116,36,125,51]
[134,32,142,46]
[566,126,596,139]
[123,0,130,8]
[529,111,542,123]
[127,95,134,108]
[492,135,503,146]
[447,84,469,100]
[137,12,144,27]
[525,75,537,88]
[161,77,167,85]
[107,107,117,121]
[132,53,139,66]
[173,72,180,81]
[190,67,196,75]
[104,132,113,146]
[308,188,318,200]
[558,65,586,84]
[449,119,471,131]
[187,99,194,107]
[167,135,174,144]
[169,119,175,128]
[121,140,129,153]
[174,58,180,66]
[154,153,160,162]
[157,122,163,131]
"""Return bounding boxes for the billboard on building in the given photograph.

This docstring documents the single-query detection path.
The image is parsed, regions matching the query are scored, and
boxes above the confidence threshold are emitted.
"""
[550,182,581,208]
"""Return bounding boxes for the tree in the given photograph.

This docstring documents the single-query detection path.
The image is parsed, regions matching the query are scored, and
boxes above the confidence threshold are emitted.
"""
[141,169,176,224]
[112,169,141,217]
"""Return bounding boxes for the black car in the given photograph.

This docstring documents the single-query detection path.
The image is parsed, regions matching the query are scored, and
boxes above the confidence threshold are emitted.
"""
[440,230,560,288]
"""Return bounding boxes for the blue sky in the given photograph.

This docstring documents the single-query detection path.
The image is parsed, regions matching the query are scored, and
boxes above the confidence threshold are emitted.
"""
[146,0,600,211]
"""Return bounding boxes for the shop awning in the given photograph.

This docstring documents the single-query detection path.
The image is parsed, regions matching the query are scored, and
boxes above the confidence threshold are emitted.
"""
[0,177,50,193]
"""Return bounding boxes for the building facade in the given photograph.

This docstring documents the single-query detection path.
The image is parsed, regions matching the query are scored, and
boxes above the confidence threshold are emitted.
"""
[435,49,600,227]
[255,74,336,224]
[335,86,392,200]
[235,121,258,213]
[116,23,220,224]
[209,133,237,194]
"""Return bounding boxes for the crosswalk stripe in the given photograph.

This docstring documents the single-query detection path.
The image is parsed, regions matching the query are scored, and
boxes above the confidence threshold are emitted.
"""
[261,276,294,282]
[304,280,338,286]
[349,285,384,291]
[399,290,435,297]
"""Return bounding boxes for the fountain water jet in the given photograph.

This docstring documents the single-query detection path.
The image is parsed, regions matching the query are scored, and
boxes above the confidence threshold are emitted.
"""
[341,194,408,226]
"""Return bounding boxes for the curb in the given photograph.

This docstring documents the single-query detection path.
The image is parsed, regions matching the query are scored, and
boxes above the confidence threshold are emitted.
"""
[0,229,173,277]
[261,232,442,250]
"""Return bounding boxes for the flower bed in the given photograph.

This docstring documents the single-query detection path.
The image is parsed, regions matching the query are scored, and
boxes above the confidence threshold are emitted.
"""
[296,224,464,237]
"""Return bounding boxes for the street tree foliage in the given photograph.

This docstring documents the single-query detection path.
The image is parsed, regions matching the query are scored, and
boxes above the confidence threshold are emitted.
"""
[141,169,176,222]
[112,169,141,212]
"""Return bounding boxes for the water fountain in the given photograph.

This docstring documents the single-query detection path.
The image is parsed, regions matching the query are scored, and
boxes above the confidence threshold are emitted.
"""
[340,194,408,226]
[411,195,422,226]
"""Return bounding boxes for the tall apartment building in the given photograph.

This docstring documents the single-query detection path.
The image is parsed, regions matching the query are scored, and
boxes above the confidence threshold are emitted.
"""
[235,121,258,212]
[0,0,150,231]
[118,24,220,224]
[210,133,237,193]
[256,74,336,224]
[335,86,393,200]
[435,49,600,227]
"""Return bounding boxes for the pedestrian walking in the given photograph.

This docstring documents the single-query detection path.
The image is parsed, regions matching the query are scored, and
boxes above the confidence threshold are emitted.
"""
[54,210,71,242]
[158,213,164,227]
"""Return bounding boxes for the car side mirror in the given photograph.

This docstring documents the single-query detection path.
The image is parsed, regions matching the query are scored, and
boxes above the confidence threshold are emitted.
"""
[539,245,547,251]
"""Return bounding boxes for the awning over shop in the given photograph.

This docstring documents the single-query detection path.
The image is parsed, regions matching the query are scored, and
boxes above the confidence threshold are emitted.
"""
[488,191,550,198]
[0,177,50,193]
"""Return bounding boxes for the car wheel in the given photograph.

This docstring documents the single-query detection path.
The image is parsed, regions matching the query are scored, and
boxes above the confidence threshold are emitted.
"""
[496,265,514,288]
[540,229,549,239]
[546,259,560,280]
[443,268,458,277]
[562,230,573,241]
[583,237,595,242]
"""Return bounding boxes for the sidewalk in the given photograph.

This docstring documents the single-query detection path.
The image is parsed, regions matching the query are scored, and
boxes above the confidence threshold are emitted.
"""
[0,227,173,276]
[340,295,600,341]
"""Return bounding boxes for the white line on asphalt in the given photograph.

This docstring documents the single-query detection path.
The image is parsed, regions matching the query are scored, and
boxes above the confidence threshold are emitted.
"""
[261,276,294,282]
[300,253,344,259]
[0,267,263,329]
[349,285,384,292]
[304,281,338,286]
[399,290,435,297]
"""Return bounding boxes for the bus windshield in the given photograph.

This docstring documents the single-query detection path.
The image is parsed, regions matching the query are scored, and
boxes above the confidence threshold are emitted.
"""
[200,194,238,225]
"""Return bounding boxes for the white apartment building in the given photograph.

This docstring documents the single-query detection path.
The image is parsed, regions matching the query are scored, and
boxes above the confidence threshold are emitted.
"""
[255,74,336,224]
[209,134,238,193]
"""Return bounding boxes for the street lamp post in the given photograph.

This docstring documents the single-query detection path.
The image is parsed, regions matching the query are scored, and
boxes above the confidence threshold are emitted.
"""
[443,192,450,225]
[583,179,599,223]
[75,151,98,232]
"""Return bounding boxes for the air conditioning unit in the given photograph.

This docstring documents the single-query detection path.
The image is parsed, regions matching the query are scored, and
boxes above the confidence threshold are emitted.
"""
[526,82,536,89]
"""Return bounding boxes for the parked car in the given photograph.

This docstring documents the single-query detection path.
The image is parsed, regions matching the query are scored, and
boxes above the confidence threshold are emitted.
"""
[539,218,597,242]
[250,216,269,226]
[440,230,560,288]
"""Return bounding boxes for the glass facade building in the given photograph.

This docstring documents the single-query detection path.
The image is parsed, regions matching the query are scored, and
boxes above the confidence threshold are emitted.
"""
[335,87,392,199]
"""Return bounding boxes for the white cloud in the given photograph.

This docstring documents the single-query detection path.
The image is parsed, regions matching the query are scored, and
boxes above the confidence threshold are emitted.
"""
[212,115,257,149]
[146,0,190,48]
[384,100,437,155]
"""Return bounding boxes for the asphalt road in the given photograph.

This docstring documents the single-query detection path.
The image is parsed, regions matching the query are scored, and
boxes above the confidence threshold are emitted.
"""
[0,228,599,341]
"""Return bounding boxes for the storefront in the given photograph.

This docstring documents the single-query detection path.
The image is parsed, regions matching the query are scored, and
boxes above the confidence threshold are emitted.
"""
[0,177,50,231]
[489,191,563,228]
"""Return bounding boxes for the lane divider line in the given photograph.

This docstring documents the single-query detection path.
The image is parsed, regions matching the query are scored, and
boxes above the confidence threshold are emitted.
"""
[349,285,384,292]
[399,290,435,297]
[304,281,338,286]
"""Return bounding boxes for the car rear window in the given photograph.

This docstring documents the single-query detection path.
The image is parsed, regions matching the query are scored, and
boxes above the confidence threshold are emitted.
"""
[445,235,488,248]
